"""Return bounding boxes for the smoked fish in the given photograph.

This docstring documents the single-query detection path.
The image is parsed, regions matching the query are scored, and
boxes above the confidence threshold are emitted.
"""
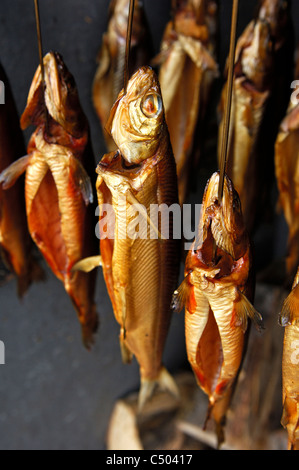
[79,66,180,408]
[275,51,299,281]
[280,266,299,450]
[0,62,43,297]
[218,0,294,233]
[173,171,263,446]
[0,52,98,348]
[154,0,219,205]
[92,0,153,152]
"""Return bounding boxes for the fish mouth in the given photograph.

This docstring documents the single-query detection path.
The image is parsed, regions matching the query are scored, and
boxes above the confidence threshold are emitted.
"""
[21,51,86,138]
[201,172,247,260]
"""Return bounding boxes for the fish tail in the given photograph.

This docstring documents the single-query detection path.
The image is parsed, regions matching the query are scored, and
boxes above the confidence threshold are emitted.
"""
[213,416,226,449]
[204,388,234,448]
[66,275,99,350]
[138,366,179,411]
[281,396,299,450]
[119,333,133,364]
[80,303,99,350]
[279,284,299,326]
[17,256,45,299]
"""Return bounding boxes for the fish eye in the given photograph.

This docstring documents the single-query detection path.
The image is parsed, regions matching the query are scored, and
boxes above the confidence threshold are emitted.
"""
[141,94,162,119]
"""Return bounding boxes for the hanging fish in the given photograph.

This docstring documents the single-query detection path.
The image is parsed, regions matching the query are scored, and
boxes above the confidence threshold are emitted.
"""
[76,66,181,408]
[275,51,299,282]
[172,172,263,446]
[217,0,294,233]
[279,266,299,450]
[92,0,153,152]
[0,52,99,348]
[0,62,44,297]
[153,0,219,205]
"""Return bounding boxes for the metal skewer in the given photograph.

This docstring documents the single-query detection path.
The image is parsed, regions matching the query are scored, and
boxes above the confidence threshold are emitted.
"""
[124,0,136,94]
[34,0,46,90]
[218,0,239,201]
[34,0,49,131]
[213,0,239,264]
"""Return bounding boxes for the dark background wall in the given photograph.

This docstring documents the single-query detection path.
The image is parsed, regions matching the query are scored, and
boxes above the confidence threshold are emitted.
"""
[0,0,298,450]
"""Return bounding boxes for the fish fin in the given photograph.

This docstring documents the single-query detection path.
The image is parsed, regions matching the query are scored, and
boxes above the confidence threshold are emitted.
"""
[281,396,291,430]
[0,155,31,189]
[125,189,165,241]
[171,274,191,313]
[235,291,264,332]
[72,256,102,273]
[279,285,299,326]
[138,366,180,412]
[70,157,94,206]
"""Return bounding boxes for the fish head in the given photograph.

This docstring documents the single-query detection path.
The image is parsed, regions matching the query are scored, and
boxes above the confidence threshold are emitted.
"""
[109,0,131,38]
[173,0,211,40]
[107,66,165,164]
[241,19,273,89]
[258,0,290,39]
[21,51,86,138]
[200,172,248,260]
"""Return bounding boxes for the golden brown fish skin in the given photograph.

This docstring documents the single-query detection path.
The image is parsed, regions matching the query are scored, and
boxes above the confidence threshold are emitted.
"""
[218,0,294,234]
[0,63,44,297]
[174,172,262,446]
[96,66,180,407]
[275,52,299,281]
[154,0,219,204]
[279,267,299,450]
[92,0,153,152]
[0,52,98,348]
